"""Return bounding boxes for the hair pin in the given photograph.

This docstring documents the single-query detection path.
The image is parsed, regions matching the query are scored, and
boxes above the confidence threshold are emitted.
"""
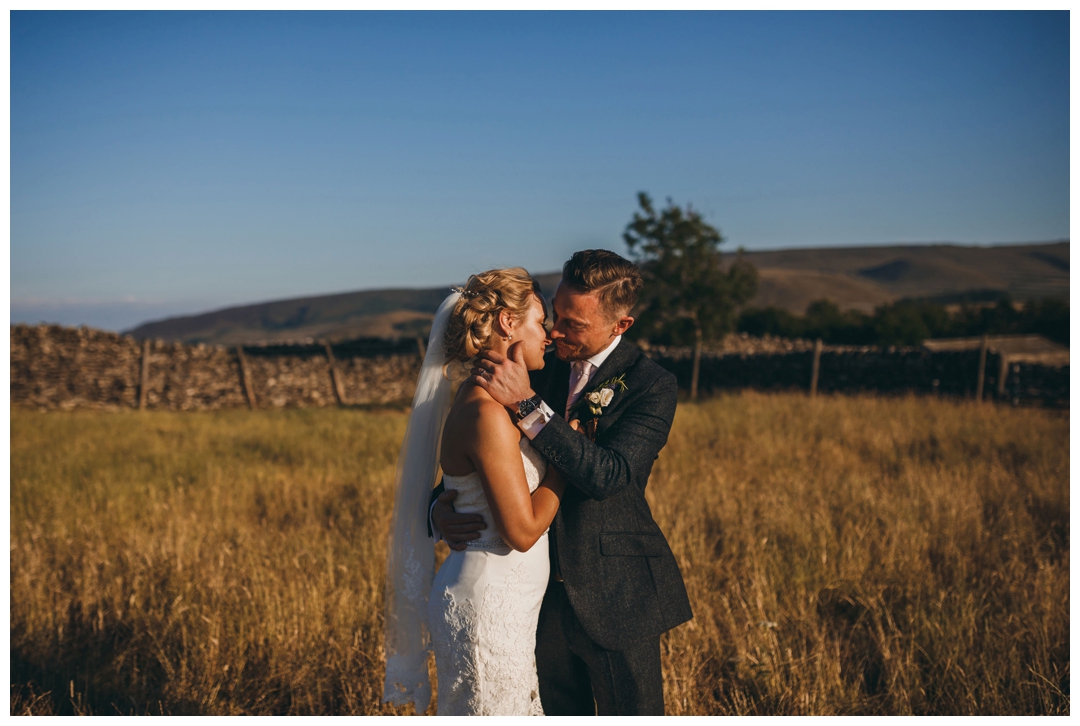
[450,285,478,299]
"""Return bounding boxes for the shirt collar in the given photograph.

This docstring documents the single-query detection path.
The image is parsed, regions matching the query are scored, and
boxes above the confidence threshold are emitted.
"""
[582,335,621,372]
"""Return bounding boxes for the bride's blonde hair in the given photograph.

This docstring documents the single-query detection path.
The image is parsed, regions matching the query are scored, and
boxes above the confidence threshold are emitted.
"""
[444,267,542,363]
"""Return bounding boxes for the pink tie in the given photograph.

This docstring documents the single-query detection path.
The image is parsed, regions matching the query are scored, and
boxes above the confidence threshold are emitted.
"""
[565,360,594,419]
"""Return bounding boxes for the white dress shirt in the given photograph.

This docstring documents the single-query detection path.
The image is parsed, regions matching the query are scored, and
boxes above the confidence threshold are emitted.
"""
[518,335,622,439]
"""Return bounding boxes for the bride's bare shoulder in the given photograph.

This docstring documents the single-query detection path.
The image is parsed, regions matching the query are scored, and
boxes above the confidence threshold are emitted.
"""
[450,383,516,435]
[441,383,518,475]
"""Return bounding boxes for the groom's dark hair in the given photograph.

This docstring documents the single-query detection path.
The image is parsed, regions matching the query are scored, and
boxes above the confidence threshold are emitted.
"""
[562,249,643,320]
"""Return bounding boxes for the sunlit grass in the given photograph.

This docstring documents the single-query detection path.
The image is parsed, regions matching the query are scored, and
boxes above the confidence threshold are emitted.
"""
[10,394,1069,714]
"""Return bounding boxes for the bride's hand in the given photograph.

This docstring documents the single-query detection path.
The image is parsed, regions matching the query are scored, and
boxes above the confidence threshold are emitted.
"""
[569,418,586,434]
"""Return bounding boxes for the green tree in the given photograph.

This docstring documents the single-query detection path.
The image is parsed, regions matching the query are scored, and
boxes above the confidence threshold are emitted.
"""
[801,299,875,345]
[738,305,806,339]
[872,302,935,346]
[1023,297,1069,346]
[624,192,758,401]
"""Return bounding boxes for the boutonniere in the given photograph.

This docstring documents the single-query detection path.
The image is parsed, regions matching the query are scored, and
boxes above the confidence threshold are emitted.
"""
[583,374,628,415]
[570,374,627,440]
[570,373,628,418]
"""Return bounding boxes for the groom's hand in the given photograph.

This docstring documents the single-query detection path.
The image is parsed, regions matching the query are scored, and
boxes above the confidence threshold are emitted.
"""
[433,489,487,551]
[472,343,535,408]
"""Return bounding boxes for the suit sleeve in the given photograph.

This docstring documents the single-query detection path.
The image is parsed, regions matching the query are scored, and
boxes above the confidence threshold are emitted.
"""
[427,482,445,539]
[530,370,677,501]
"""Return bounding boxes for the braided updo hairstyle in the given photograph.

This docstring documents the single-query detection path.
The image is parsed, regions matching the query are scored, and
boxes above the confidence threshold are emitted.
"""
[443,267,542,363]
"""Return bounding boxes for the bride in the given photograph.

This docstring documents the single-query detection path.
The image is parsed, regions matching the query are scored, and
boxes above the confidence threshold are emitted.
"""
[383,268,566,716]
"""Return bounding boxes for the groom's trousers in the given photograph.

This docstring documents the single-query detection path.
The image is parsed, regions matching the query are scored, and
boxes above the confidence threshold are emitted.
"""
[535,581,664,716]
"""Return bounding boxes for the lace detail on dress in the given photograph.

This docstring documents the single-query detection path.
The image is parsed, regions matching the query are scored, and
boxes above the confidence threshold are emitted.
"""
[429,588,482,714]
[477,560,545,716]
[466,537,510,549]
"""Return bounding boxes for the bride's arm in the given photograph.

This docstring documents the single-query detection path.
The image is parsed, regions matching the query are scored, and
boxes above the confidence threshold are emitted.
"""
[469,399,564,552]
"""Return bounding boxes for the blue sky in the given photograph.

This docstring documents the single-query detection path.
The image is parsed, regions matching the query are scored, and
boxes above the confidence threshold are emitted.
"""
[10,11,1070,331]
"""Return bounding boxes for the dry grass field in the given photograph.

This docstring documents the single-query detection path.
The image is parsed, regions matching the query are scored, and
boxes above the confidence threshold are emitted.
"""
[10,393,1069,715]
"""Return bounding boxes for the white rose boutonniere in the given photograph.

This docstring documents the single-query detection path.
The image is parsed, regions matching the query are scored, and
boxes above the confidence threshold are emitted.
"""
[572,374,628,418]
[585,387,615,413]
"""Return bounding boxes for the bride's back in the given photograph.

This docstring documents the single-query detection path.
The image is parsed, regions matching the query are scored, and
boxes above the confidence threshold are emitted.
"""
[439,380,511,478]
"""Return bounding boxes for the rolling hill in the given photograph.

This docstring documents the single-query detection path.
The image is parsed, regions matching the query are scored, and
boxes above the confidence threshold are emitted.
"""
[125,241,1068,346]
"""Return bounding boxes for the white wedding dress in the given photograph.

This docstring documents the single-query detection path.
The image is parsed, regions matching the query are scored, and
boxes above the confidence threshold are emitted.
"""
[427,436,549,716]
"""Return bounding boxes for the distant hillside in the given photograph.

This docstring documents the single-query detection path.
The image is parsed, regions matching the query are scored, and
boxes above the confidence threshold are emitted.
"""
[125,273,562,346]
[126,242,1067,346]
[736,240,1069,311]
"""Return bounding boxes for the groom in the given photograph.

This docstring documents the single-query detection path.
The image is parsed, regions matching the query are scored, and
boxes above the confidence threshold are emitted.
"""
[431,249,693,716]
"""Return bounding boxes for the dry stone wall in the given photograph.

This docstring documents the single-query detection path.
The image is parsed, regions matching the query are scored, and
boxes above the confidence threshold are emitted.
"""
[10,324,1067,412]
[646,347,1069,407]
[141,340,249,411]
[11,324,421,412]
[240,348,420,409]
[12,324,145,411]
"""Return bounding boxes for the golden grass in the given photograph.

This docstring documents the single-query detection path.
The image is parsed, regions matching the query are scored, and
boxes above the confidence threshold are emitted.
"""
[10,394,1069,715]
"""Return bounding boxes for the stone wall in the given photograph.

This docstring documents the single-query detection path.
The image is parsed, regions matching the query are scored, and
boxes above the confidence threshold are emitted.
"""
[13,324,147,411]
[647,347,1069,407]
[10,324,1068,411]
[11,324,421,412]
[241,346,420,409]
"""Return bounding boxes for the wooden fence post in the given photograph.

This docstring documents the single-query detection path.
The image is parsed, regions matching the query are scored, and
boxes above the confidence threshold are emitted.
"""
[324,342,346,406]
[975,334,988,402]
[997,352,1009,398]
[138,339,150,410]
[236,346,257,410]
[810,338,822,398]
[690,328,702,403]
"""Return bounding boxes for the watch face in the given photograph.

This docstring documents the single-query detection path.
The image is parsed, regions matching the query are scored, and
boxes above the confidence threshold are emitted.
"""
[518,398,538,418]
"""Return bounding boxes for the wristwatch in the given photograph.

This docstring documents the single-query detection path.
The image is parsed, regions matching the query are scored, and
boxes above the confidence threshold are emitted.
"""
[514,394,544,422]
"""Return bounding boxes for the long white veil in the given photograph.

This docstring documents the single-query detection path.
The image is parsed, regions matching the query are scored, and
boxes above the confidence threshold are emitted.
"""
[382,291,460,714]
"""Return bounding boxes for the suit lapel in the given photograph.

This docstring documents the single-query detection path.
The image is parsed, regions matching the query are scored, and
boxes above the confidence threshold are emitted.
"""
[540,354,572,414]
[586,338,639,395]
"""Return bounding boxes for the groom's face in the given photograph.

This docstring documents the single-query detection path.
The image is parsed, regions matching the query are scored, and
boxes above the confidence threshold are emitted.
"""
[549,282,633,362]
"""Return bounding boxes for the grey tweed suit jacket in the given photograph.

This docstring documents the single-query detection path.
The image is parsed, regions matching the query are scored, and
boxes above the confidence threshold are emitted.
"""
[528,339,693,651]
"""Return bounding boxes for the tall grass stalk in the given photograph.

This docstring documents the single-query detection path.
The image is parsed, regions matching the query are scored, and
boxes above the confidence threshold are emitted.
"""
[10,394,1069,714]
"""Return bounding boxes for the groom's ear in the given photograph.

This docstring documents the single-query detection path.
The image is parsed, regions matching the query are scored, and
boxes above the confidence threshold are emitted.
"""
[612,315,634,336]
